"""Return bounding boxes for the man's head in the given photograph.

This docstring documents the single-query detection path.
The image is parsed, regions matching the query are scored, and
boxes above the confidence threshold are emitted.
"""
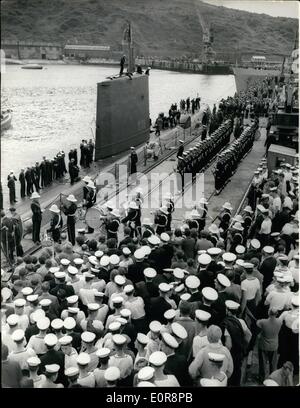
[207,325,222,344]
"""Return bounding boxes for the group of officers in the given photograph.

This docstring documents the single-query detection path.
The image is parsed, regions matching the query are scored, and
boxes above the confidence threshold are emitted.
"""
[1,154,298,387]
[5,138,96,206]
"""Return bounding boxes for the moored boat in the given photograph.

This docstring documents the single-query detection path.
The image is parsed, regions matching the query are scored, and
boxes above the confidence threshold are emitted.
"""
[21,64,43,70]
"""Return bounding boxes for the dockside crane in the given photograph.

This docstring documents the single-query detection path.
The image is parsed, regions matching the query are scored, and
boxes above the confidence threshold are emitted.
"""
[194,0,216,64]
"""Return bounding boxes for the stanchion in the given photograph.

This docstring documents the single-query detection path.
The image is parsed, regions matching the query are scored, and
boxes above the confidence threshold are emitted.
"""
[144,146,147,167]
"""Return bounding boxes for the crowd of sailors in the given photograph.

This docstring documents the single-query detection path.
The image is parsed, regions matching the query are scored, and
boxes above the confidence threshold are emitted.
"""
[1,150,299,387]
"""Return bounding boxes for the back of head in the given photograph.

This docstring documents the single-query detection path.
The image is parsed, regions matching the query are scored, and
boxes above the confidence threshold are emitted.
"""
[180,301,192,316]
[76,236,85,246]
[207,325,222,343]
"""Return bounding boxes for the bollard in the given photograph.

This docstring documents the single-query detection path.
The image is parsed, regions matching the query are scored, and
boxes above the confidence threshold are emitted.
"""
[144,146,147,167]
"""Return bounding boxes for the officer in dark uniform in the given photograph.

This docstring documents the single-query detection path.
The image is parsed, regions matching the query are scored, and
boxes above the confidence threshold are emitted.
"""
[68,159,80,185]
[30,192,42,244]
[1,210,15,262]
[19,169,26,198]
[130,147,138,175]
[40,157,47,188]
[7,172,17,204]
[33,162,41,192]
[62,194,77,246]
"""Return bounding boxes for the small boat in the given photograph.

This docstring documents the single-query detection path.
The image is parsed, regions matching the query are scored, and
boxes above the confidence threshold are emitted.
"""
[21,64,43,70]
[1,110,12,132]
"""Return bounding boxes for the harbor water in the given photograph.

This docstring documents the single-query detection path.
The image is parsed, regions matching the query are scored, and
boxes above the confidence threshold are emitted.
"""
[1,64,236,187]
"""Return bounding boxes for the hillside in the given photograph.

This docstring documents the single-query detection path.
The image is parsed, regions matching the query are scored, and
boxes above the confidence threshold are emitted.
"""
[1,0,298,59]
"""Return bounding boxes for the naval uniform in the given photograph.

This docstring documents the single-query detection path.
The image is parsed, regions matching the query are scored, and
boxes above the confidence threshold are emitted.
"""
[48,213,63,243]
[106,217,120,241]
[62,203,77,245]
[154,213,168,235]
[31,201,42,243]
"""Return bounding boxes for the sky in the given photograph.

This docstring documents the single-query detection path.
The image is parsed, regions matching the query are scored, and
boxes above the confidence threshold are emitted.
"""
[202,0,299,18]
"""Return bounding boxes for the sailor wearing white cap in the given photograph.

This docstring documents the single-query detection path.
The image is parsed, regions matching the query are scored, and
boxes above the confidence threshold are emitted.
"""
[154,206,168,235]
[134,333,150,370]
[13,298,29,331]
[64,366,80,387]
[2,314,22,353]
[123,285,146,332]
[104,367,121,387]
[47,204,63,243]
[146,321,162,356]
[108,334,133,382]
[136,366,155,386]
[61,295,85,323]
[184,275,202,303]
[149,283,176,324]
[27,356,46,388]
[8,329,36,372]
[93,348,111,387]
[159,332,179,357]
[105,295,125,329]
[76,352,96,388]
[37,364,64,388]
[193,310,212,357]
[189,325,233,382]
[79,331,98,372]
[204,352,228,386]
[149,351,180,387]
[92,292,109,323]
[59,336,78,371]
[78,271,99,306]
[23,312,47,357]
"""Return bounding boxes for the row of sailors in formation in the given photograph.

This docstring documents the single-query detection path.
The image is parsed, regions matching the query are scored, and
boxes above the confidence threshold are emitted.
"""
[176,119,233,178]
[213,121,259,193]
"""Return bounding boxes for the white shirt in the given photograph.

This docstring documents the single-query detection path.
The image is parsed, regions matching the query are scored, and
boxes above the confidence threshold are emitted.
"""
[124,297,145,320]
[241,278,260,300]
[27,334,48,355]
[271,196,281,215]
[155,375,180,387]
[108,354,133,379]
[193,333,209,358]
[259,218,272,234]
[93,368,107,387]
[8,347,36,370]
[64,349,78,369]
[78,372,96,388]
[79,287,97,306]
[265,289,293,310]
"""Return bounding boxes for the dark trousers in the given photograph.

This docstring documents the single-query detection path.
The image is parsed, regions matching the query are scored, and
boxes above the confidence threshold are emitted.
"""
[228,357,242,386]
[27,182,33,196]
[67,222,76,246]
[258,349,278,381]
[20,182,26,198]
[32,218,41,243]
[9,187,16,203]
